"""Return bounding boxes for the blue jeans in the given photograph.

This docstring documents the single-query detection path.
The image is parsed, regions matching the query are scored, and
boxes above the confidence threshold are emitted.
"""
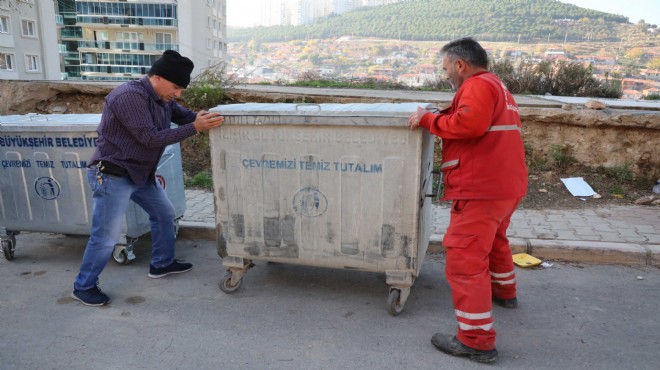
[74,168,176,290]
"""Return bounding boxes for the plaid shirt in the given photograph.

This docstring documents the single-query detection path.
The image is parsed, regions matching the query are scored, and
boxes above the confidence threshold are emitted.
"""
[90,76,197,186]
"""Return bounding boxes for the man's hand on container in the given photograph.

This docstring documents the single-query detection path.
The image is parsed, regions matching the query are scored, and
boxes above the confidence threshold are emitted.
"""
[407,106,427,130]
[193,110,224,132]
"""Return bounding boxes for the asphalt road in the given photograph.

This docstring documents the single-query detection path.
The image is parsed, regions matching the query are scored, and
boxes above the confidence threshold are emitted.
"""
[1,232,658,370]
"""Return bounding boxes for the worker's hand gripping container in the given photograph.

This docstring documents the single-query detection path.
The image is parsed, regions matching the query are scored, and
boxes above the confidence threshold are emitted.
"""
[0,113,186,263]
[208,103,436,315]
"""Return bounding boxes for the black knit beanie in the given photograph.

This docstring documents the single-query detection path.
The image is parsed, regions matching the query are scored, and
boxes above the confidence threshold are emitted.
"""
[149,50,194,88]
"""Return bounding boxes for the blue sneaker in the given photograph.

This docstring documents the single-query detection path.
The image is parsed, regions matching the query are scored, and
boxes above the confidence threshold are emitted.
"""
[148,259,193,279]
[72,285,110,307]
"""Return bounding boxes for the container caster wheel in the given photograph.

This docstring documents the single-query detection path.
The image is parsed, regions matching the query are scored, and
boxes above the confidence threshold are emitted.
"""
[219,271,242,293]
[113,245,129,265]
[387,289,404,316]
[2,239,15,261]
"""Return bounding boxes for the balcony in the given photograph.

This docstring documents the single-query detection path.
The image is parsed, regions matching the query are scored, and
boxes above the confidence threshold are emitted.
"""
[61,27,82,39]
[78,40,178,52]
[64,52,80,63]
[61,12,77,24]
[55,15,64,27]
[76,16,177,28]
[65,65,81,78]
[58,44,67,54]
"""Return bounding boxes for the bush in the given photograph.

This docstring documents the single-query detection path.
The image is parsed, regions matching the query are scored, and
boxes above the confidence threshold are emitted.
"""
[180,62,238,183]
[422,76,452,91]
[548,144,577,171]
[185,171,213,190]
[181,62,236,111]
[290,72,410,90]
[596,163,634,182]
[491,59,546,94]
[489,59,622,98]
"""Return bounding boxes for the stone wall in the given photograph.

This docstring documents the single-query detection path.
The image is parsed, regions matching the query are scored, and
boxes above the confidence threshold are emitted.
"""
[1,80,658,178]
[520,107,659,177]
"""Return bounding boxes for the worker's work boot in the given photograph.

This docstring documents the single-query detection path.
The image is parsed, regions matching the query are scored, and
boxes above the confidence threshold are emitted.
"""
[431,333,498,363]
[493,296,518,308]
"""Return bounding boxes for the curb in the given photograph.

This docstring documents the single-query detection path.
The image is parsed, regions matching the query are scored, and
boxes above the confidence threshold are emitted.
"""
[178,221,216,241]
[179,224,660,267]
[429,234,660,267]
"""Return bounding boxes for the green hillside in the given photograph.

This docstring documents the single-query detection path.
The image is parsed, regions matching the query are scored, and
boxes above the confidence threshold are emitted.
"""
[228,0,634,43]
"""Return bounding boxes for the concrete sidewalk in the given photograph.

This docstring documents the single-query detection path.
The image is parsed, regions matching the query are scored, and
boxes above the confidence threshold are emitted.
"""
[181,189,660,267]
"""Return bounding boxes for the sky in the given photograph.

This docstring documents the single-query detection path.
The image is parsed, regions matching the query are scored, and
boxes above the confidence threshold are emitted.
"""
[226,0,660,28]
[561,0,659,26]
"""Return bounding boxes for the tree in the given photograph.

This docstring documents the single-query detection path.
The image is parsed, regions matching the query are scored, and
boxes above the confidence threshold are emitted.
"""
[649,58,660,70]
[636,19,647,31]
[625,48,644,61]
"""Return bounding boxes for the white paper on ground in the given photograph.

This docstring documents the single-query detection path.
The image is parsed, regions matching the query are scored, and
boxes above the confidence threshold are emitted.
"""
[560,177,596,197]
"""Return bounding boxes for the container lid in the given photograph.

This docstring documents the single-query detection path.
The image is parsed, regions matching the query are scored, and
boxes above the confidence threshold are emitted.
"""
[209,102,436,127]
[0,113,101,132]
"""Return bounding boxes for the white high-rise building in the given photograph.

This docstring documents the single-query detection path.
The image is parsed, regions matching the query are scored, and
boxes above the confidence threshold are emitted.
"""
[291,0,317,26]
[333,0,356,15]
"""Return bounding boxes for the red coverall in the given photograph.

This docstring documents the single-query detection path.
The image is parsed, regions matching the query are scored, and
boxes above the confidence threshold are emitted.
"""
[418,71,528,351]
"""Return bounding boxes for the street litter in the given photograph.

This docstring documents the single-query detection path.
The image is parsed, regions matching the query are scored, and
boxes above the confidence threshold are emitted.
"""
[512,253,543,267]
[541,262,553,268]
[561,177,596,197]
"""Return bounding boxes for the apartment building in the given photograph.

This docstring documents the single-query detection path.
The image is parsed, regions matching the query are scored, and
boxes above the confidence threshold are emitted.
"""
[67,0,226,81]
[1,0,225,82]
[0,0,62,80]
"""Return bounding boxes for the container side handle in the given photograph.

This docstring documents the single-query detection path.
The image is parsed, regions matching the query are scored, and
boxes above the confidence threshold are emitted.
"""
[28,114,49,121]
[157,153,174,170]
[426,170,442,199]
[295,103,321,112]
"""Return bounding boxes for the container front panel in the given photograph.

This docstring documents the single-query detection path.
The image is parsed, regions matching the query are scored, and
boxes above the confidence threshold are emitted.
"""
[0,130,98,234]
[0,128,185,237]
[211,123,425,272]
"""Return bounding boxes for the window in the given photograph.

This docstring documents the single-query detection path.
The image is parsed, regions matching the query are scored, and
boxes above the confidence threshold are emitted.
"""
[207,16,211,28]
[25,54,39,72]
[156,32,172,44]
[0,53,14,70]
[0,15,9,34]
[95,30,109,41]
[207,37,212,49]
[21,19,35,37]
[116,31,143,41]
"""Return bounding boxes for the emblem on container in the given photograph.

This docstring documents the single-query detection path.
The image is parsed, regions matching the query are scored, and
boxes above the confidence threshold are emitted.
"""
[156,174,166,189]
[34,177,61,200]
[292,187,327,217]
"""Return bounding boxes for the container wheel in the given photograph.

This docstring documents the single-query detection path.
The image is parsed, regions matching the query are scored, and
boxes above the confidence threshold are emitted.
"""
[112,245,129,265]
[219,271,242,293]
[2,239,15,261]
[387,289,404,316]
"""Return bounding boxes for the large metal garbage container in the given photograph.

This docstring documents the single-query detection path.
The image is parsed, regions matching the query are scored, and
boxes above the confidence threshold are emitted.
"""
[208,103,436,315]
[0,113,186,263]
